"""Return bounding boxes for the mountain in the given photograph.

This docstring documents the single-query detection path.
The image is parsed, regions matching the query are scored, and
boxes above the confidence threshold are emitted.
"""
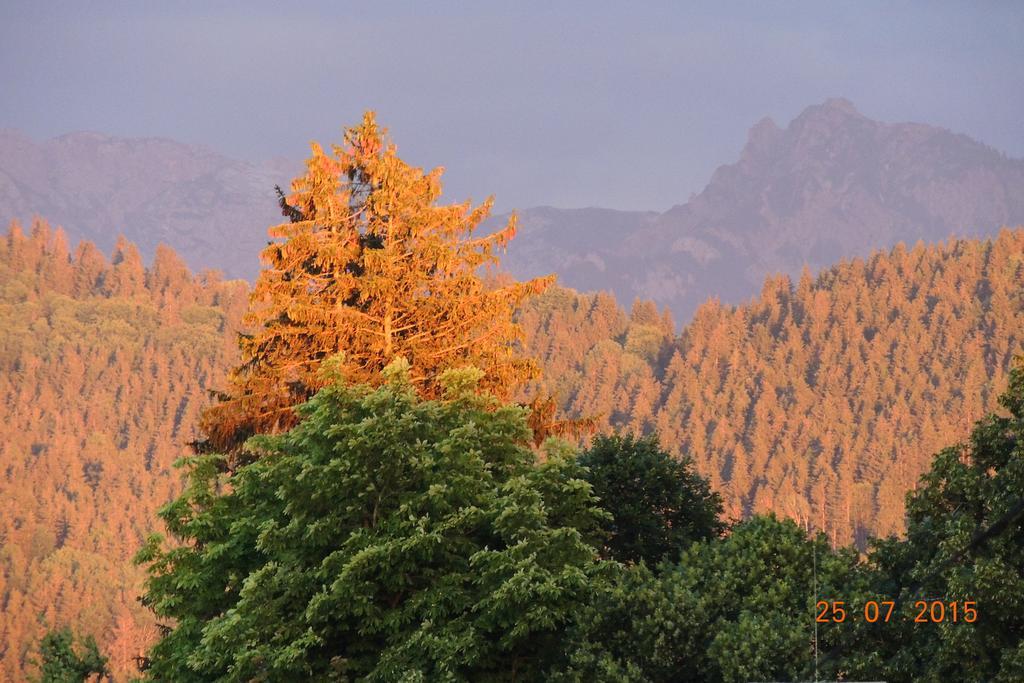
[487,206,657,295]
[500,99,1024,319]
[0,129,294,280]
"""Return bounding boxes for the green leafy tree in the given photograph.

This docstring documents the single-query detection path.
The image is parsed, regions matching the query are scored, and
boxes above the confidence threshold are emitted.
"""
[33,627,109,682]
[578,434,725,565]
[137,360,609,681]
[561,515,859,683]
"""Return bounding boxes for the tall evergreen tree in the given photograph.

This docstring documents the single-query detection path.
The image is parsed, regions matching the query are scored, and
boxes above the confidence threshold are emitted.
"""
[201,112,550,452]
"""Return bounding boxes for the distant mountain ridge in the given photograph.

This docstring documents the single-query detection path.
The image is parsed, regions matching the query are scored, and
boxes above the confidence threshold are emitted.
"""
[497,98,1024,319]
[3,99,1023,317]
[0,129,294,279]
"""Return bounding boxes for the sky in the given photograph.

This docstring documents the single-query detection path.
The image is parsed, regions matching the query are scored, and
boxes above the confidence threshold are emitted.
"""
[2,1,1022,213]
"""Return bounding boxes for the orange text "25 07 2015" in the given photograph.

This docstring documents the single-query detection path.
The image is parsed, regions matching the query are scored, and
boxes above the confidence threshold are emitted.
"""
[815,600,978,623]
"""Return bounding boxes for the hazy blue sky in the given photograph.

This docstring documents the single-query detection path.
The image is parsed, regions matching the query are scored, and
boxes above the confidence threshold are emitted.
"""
[2,1,1022,212]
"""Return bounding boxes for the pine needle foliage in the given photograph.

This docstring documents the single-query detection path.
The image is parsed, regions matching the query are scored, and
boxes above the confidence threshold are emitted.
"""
[201,112,551,452]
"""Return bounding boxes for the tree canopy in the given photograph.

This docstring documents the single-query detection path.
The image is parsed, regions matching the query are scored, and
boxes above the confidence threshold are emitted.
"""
[521,230,1024,545]
[0,219,246,681]
[5,216,1024,681]
[137,361,608,681]
[579,433,725,565]
[33,627,109,683]
[558,515,858,682]
[201,113,551,453]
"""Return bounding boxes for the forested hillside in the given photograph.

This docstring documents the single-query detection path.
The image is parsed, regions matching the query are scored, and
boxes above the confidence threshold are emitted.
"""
[521,228,1024,545]
[1,221,1022,680]
[0,221,246,681]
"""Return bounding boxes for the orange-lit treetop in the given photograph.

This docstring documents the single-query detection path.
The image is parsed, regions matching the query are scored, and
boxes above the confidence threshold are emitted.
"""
[200,112,551,453]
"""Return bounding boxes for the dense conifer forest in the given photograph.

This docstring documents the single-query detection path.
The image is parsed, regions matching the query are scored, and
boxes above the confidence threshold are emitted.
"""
[2,219,1022,681]
[522,229,1024,545]
[0,221,246,681]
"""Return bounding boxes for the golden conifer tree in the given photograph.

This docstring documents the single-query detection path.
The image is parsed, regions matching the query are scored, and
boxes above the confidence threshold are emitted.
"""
[201,112,551,452]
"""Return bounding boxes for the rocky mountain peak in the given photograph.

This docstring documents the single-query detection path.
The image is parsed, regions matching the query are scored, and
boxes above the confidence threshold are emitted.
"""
[793,97,864,126]
[511,99,1024,320]
[742,116,783,159]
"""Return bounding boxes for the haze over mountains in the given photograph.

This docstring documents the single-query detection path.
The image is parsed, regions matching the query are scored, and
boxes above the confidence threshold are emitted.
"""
[0,129,293,279]
[2,98,1023,319]
[498,98,1024,319]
